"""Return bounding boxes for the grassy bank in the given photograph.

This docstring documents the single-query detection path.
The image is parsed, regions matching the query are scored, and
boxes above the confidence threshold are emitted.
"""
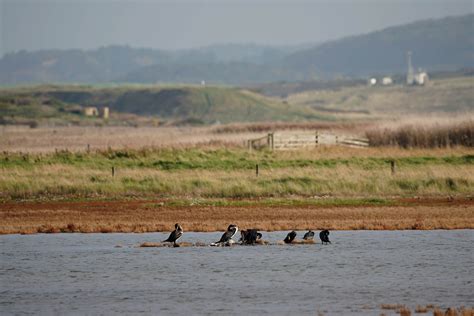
[1,147,473,201]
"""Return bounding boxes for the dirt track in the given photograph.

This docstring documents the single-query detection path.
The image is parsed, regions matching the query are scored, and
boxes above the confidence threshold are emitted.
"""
[1,198,473,234]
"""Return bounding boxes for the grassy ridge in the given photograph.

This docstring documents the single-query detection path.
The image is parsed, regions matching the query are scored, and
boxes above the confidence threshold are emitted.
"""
[0,85,328,126]
[1,147,472,200]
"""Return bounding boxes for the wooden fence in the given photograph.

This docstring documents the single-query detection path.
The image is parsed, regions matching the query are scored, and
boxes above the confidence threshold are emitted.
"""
[247,131,369,150]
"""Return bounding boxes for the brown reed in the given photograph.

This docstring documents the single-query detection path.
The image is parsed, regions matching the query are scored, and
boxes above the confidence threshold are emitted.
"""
[366,121,473,148]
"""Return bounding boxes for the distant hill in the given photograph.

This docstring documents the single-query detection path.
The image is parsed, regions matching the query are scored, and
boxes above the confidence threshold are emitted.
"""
[284,14,474,77]
[0,46,172,84]
[0,44,300,85]
[0,14,472,85]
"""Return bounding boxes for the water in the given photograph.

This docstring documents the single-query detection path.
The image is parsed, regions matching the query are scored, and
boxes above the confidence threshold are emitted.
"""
[1,231,473,315]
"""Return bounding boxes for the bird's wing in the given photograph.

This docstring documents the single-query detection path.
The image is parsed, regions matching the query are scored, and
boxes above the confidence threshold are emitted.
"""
[218,230,232,243]
[164,230,177,242]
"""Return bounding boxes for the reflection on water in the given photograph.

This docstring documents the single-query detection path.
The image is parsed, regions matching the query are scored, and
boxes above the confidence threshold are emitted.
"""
[1,230,473,315]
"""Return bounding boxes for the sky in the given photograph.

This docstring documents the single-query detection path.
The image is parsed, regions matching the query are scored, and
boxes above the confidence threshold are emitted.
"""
[0,0,472,56]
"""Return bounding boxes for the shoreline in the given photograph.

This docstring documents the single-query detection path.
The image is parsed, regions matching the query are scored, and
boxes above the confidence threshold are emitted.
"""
[1,197,473,235]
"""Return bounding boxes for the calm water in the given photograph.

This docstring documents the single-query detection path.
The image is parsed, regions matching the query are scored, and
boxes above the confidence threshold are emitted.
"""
[1,230,473,315]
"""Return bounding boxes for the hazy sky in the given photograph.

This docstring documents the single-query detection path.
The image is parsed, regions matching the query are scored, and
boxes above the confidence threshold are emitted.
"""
[1,0,472,56]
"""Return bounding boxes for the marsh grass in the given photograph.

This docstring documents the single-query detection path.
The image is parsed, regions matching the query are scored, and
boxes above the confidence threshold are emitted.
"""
[1,147,472,200]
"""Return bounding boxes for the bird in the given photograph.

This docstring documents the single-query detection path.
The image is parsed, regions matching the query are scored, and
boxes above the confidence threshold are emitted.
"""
[213,224,238,246]
[163,223,183,246]
[303,230,315,240]
[284,231,297,244]
[319,230,331,244]
[240,229,262,245]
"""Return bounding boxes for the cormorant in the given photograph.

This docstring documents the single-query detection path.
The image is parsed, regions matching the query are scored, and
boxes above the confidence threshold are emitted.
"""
[163,223,183,246]
[284,231,297,244]
[303,230,315,240]
[319,230,331,244]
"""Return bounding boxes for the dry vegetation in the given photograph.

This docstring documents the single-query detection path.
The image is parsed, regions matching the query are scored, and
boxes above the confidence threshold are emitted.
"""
[367,120,473,148]
[0,198,473,234]
[211,121,374,134]
[0,125,254,153]
[378,305,473,316]
[1,117,472,153]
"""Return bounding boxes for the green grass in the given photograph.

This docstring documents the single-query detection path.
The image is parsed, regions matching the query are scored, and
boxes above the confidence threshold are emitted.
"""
[1,148,472,170]
[1,148,473,201]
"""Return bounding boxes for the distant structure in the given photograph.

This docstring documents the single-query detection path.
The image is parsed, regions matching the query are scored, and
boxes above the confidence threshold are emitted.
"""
[406,51,415,85]
[201,80,206,86]
[414,71,429,85]
[368,78,377,86]
[406,51,429,86]
[382,77,393,85]
[84,107,99,116]
[100,107,109,119]
[84,106,109,118]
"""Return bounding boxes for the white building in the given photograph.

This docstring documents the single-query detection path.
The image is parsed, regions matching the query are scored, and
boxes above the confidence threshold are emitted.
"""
[368,78,377,86]
[415,72,429,85]
[382,77,393,85]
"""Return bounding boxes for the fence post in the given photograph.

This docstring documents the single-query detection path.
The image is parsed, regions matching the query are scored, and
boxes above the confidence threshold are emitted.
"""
[268,133,274,150]
[315,131,319,146]
[112,166,115,177]
[256,164,259,177]
[391,160,396,175]
[87,144,90,153]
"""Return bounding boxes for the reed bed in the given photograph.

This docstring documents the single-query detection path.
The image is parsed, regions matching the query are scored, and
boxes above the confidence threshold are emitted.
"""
[211,121,371,134]
[367,121,474,148]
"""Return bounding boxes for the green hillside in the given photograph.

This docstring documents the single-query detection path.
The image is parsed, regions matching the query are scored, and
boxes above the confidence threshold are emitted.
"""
[0,85,326,126]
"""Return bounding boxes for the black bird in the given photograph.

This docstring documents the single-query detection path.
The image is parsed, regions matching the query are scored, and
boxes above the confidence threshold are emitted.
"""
[303,230,315,240]
[319,230,331,244]
[163,223,183,246]
[284,231,297,244]
[240,229,262,245]
[215,224,238,245]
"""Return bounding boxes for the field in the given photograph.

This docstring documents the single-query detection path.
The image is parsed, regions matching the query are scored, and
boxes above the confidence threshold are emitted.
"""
[1,126,473,234]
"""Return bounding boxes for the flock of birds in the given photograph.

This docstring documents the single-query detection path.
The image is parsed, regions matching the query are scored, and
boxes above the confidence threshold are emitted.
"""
[163,223,331,247]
